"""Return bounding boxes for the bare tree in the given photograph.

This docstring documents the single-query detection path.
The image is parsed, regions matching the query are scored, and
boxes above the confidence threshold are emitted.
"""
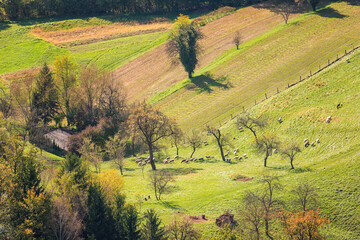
[0,88,12,118]
[206,125,227,161]
[149,170,174,200]
[242,191,263,240]
[186,130,202,158]
[260,176,282,240]
[127,103,176,170]
[256,135,279,167]
[106,134,126,175]
[281,142,301,169]
[236,114,267,144]
[50,197,83,240]
[166,216,200,240]
[292,182,318,211]
[233,31,241,50]
[171,126,183,157]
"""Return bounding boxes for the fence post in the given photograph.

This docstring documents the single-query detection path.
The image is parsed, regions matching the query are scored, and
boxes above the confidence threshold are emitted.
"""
[277,88,279,93]
[288,83,290,88]
[345,49,347,55]
[328,59,330,65]
[310,70,312,76]
[243,106,245,112]
[300,76,301,81]
[265,93,267,99]
[255,99,256,105]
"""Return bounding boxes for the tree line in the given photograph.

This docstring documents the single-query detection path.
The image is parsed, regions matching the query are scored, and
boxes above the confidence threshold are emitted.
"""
[0,0,270,20]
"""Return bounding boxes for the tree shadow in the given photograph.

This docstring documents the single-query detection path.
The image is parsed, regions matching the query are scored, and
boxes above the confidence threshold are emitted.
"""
[159,200,182,210]
[188,73,231,93]
[315,7,347,18]
[163,167,203,176]
[343,0,360,6]
[290,167,312,173]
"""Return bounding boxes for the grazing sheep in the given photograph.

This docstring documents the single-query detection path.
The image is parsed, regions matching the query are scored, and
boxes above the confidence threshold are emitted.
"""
[304,141,310,147]
[243,154,247,158]
[311,142,315,147]
[346,58,350,63]
[206,156,211,158]
[163,159,168,164]
[193,158,198,162]
[278,117,283,123]
[175,155,179,159]
[166,157,170,160]
[239,156,243,160]
[186,160,190,163]
[148,195,151,199]
[304,138,308,143]
[316,139,320,143]
[225,158,231,163]
[234,156,239,159]
[169,159,174,163]
[337,103,343,109]
[326,116,332,123]
[273,149,277,154]
[145,198,147,201]
[224,152,229,157]
[199,157,204,160]
[181,159,187,163]
[238,126,243,130]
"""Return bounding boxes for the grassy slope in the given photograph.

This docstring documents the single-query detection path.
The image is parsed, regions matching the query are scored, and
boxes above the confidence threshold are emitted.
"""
[154,2,360,131]
[113,49,360,239]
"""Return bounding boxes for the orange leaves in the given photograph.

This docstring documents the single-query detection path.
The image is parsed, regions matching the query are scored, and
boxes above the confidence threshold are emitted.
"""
[278,209,329,240]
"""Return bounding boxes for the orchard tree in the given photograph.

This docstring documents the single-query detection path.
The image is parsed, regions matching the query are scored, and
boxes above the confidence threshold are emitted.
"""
[236,113,267,144]
[167,14,202,78]
[206,125,227,162]
[106,135,126,175]
[233,31,241,50]
[149,170,174,201]
[127,104,176,170]
[186,130,202,158]
[281,142,301,169]
[256,135,279,167]
[292,182,318,211]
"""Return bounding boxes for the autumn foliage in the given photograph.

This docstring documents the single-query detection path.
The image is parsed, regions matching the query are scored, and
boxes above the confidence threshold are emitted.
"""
[278,209,329,240]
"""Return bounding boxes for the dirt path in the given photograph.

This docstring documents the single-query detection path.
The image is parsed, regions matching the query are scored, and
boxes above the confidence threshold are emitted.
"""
[113,6,285,102]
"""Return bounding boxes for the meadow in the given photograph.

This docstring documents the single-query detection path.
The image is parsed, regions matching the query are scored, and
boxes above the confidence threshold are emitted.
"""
[109,49,360,239]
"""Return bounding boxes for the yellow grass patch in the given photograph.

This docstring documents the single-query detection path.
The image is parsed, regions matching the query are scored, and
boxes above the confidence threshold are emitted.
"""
[31,21,172,45]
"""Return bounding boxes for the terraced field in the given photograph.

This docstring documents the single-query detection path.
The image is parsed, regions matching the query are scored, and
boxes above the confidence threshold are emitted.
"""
[151,1,360,130]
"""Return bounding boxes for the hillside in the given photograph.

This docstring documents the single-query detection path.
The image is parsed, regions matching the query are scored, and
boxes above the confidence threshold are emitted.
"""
[118,47,360,239]
[149,1,360,130]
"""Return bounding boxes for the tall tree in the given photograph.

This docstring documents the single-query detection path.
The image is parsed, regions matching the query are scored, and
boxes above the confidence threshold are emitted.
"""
[54,55,77,126]
[167,14,202,78]
[281,142,301,169]
[307,0,320,11]
[256,135,279,167]
[106,134,126,175]
[32,63,59,125]
[186,130,202,158]
[127,104,176,170]
[236,113,267,144]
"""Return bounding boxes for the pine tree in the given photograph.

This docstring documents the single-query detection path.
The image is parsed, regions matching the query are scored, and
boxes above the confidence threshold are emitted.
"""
[32,63,59,125]
[125,204,141,240]
[58,153,89,190]
[86,183,115,240]
[141,209,166,240]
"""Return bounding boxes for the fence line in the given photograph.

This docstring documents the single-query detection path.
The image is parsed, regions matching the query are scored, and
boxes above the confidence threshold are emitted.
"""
[221,43,360,127]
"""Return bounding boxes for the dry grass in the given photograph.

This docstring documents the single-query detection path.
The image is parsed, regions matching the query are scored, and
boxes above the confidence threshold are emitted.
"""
[31,21,172,45]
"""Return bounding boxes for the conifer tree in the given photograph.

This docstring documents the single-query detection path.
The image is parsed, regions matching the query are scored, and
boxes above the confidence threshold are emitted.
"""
[86,183,115,240]
[32,63,59,125]
[141,209,166,240]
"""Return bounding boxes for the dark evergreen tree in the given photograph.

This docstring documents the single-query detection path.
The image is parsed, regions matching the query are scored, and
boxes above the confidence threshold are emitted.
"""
[31,63,59,125]
[141,209,166,240]
[58,153,89,189]
[125,204,141,240]
[86,183,115,240]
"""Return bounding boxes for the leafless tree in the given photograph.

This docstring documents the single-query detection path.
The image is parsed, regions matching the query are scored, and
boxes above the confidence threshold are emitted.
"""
[186,130,202,158]
[236,114,267,144]
[171,126,183,157]
[256,135,280,167]
[149,170,174,200]
[281,142,301,169]
[260,176,282,240]
[50,197,83,240]
[276,1,296,24]
[233,31,241,50]
[206,125,227,161]
[241,191,263,240]
[292,182,318,211]
[166,216,200,240]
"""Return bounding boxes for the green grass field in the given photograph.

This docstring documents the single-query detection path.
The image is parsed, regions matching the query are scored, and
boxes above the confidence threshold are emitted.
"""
[153,2,360,131]
[108,49,360,239]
